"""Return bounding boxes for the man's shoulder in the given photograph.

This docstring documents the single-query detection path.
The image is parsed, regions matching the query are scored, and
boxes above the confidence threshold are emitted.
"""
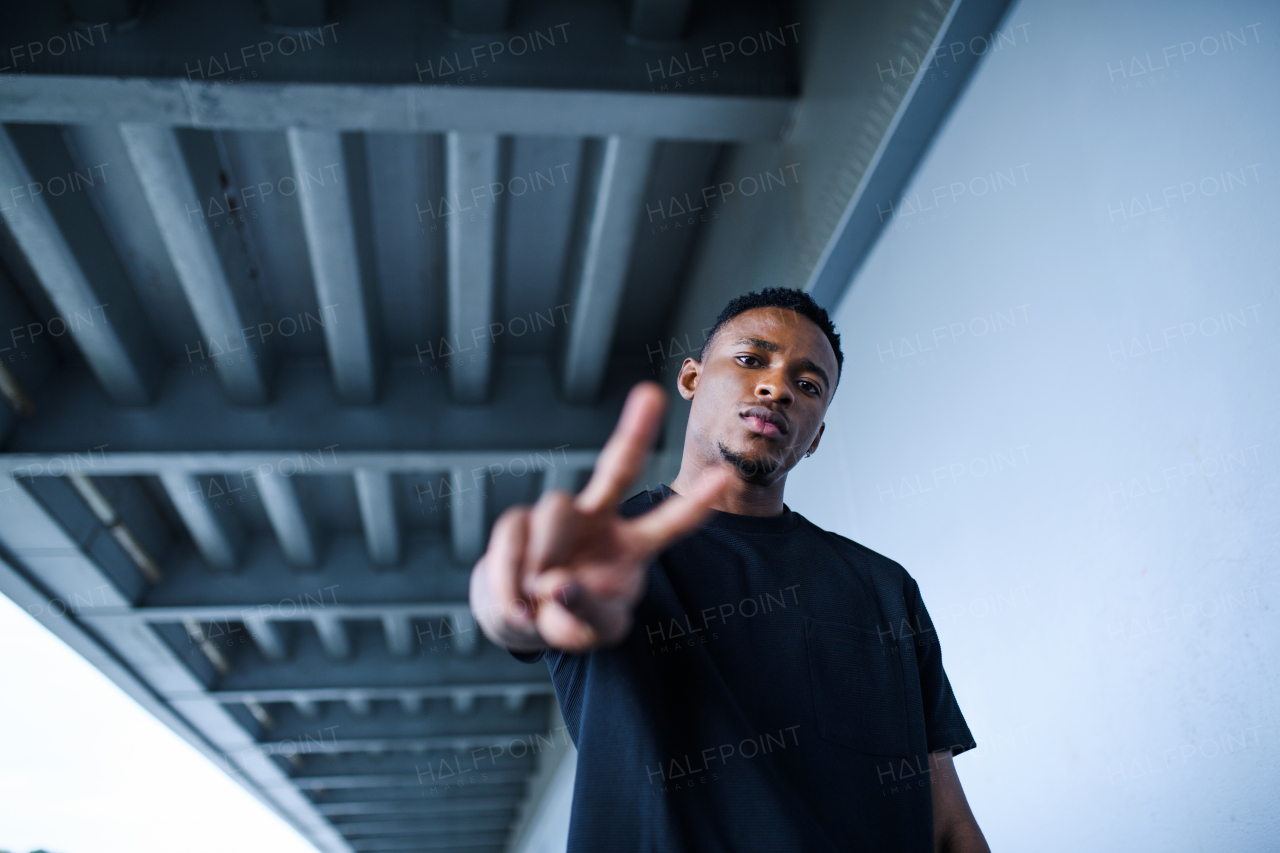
[794,514,910,581]
[619,486,668,519]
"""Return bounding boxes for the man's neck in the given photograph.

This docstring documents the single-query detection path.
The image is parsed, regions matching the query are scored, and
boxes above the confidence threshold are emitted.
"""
[669,458,787,517]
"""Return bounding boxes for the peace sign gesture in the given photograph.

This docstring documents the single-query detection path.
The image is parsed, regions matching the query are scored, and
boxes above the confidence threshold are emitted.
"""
[469,381,732,653]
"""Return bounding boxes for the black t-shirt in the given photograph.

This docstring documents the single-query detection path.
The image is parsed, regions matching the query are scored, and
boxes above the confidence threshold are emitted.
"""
[516,485,976,853]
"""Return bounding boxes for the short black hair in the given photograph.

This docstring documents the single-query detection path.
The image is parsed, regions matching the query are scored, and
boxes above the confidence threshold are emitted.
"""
[700,287,843,386]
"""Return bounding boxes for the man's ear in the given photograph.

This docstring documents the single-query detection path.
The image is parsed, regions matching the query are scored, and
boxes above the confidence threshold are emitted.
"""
[676,358,701,401]
[807,422,826,456]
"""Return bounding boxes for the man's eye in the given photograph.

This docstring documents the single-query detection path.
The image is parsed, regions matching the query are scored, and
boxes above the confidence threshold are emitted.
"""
[799,380,820,395]
[737,355,758,366]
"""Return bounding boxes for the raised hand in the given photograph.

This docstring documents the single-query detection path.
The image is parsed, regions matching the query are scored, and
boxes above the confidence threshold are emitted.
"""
[469,381,731,654]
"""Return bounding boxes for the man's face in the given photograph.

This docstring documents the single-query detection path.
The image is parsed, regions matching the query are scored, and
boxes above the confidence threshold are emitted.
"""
[678,307,839,485]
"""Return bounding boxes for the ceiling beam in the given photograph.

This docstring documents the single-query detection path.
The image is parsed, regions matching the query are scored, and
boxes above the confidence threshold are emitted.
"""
[207,683,553,706]
[10,494,547,794]
[805,0,1018,309]
[354,468,401,566]
[333,779,520,798]
[562,136,655,402]
[0,448,597,477]
[345,827,508,844]
[254,702,553,742]
[291,750,537,780]
[0,272,53,439]
[159,472,245,571]
[292,770,529,790]
[119,123,273,405]
[66,473,167,584]
[0,125,161,405]
[4,358,628,454]
[381,614,413,657]
[274,735,545,756]
[444,132,501,404]
[350,835,504,850]
[452,611,478,656]
[100,602,471,623]
[347,835,506,852]
[244,611,290,662]
[202,632,536,692]
[0,373,20,443]
[449,466,486,566]
[350,835,509,845]
[319,798,519,816]
[0,0,798,94]
[117,532,473,609]
[256,468,319,567]
[287,129,382,404]
[88,599,484,661]
[59,123,191,356]
[313,612,351,659]
[365,132,441,375]
[20,473,152,602]
[2,77,795,142]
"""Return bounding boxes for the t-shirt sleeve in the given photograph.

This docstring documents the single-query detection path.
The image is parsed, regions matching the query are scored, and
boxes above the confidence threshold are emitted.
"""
[904,574,977,756]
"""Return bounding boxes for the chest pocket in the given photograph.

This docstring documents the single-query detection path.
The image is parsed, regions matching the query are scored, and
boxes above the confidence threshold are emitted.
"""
[805,617,910,756]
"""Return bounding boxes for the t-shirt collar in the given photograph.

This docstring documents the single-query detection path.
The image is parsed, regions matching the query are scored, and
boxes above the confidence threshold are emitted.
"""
[656,483,799,534]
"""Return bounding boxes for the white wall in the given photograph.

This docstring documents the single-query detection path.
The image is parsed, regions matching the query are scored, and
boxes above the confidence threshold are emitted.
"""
[508,740,576,853]
[786,0,1280,849]
[508,704,576,853]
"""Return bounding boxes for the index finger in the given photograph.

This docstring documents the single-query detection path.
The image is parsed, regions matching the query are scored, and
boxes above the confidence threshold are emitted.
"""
[624,466,732,556]
[575,381,667,514]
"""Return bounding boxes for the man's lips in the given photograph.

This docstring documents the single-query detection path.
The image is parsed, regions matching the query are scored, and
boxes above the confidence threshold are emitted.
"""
[740,407,788,438]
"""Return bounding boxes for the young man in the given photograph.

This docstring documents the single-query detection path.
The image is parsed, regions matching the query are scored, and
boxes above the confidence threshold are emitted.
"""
[470,288,990,852]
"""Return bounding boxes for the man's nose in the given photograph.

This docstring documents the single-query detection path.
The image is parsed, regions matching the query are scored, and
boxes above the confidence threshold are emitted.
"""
[755,372,793,404]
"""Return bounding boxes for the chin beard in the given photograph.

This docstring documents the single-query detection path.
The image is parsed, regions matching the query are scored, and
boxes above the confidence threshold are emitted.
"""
[717,440,786,485]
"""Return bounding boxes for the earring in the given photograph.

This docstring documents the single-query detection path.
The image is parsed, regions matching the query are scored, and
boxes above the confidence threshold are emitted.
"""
[804,451,812,458]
